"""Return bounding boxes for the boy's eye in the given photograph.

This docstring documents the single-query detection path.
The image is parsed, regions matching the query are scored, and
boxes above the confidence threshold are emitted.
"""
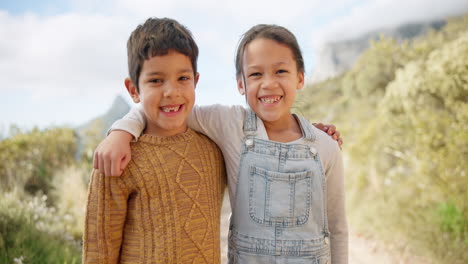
[179,76,190,81]
[149,79,162,83]
[277,69,288,74]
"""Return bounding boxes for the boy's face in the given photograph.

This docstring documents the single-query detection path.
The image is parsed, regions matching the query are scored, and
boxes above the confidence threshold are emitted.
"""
[126,50,198,136]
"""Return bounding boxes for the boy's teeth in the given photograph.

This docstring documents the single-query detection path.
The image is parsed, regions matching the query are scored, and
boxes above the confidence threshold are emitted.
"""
[161,105,181,112]
[260,97,280,104]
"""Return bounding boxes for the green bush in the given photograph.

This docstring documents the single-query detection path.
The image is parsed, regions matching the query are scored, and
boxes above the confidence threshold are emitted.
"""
[297,14,468,263]
[0,192,82,264]
[0,127,77,200]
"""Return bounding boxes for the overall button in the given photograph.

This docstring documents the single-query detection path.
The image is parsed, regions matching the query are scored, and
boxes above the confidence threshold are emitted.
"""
[245,139,254,147]
[310,147,317,156]
[324,237,330,245]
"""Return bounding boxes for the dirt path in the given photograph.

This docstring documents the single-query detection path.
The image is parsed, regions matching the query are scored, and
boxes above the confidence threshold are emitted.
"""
[348,232,398,264]
[219,194,428,264]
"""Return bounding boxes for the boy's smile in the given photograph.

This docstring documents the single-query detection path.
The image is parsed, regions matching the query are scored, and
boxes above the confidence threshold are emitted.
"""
[126,50,198,137]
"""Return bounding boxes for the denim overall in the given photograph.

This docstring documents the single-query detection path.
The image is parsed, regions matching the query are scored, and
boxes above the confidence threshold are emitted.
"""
[228,110,331,264]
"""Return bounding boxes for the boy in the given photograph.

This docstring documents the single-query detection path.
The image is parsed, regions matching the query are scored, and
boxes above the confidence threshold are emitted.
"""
[83,17,226,264]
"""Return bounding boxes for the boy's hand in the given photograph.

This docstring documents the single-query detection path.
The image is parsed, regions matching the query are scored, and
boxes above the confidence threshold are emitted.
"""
[93,130,134,176]
[313,123,343,147]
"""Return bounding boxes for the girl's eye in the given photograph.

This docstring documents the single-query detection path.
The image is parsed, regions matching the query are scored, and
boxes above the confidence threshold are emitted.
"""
[179,76,190,81]
[277,69,288,74]
[249,72,261,77]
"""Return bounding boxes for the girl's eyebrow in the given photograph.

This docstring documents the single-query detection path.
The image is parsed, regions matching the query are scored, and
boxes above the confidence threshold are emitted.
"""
[247,61,290,70]
[273,61,290,66]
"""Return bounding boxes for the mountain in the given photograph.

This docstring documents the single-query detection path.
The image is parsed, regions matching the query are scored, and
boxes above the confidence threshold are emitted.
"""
[77,95,131,136]
[75,95,131,159]
[310,19,446,83]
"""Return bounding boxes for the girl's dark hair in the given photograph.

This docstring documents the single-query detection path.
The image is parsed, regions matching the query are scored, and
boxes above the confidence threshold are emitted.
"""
[235,24,305,79]
[127,17,198,92]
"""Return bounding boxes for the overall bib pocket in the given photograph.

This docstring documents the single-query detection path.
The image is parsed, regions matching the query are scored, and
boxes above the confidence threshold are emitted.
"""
[248,166,312,227]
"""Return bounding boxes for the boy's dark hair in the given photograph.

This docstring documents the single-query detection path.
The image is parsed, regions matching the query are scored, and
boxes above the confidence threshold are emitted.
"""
[235,24,304,79]
[127,17,199,92]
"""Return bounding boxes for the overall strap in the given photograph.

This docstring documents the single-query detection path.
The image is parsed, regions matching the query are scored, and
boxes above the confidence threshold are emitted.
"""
[243,108,257,136]
[294,114,316,142]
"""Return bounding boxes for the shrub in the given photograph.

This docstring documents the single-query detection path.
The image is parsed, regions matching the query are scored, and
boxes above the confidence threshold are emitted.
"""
[0,192,82,264]
[0,127,77,200]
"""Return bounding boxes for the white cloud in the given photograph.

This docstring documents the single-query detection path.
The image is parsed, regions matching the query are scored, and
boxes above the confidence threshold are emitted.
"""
[1,0,467,129]
[0,11,131,100]
[310,0,468,46]
[114,0,359,26]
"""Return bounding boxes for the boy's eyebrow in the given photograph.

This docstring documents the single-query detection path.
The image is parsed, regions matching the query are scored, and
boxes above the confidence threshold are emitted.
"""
[145,71,164,76]
[178,68,194,74]
[145,69,193,76]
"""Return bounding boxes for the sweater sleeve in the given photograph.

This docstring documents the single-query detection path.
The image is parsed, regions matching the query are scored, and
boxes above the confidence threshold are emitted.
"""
[325,144,348,264]
[83,169,130,264]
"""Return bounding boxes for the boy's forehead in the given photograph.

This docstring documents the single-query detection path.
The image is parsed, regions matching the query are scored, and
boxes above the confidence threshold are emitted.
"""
[141,51,194,74]
[146,49,187,58]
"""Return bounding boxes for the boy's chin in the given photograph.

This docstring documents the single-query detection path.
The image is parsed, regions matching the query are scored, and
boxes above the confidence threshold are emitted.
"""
[145,120,188,136]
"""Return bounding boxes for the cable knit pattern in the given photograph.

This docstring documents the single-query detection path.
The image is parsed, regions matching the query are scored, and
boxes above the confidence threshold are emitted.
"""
[83,129,226,264]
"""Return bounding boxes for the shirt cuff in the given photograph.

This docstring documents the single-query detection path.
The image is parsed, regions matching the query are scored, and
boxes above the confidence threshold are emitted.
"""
[108,119,145,141]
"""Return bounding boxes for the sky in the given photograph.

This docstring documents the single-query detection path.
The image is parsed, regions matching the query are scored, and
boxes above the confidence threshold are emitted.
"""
[1,0,467,134]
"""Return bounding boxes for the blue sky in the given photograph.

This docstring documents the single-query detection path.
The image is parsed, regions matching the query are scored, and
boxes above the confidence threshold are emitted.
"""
[1,0,467,134]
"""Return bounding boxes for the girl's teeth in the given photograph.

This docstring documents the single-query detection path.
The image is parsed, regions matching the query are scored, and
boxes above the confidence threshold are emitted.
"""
[161,105,180,112]
[260,97,280,103]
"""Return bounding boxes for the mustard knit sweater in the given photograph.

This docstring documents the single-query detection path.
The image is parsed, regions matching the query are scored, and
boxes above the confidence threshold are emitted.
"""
[83,129,226,264]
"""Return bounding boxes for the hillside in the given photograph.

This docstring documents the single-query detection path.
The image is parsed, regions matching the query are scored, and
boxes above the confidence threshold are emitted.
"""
[297,14,468,263]
[75,95,131,159]
[310,19,446,83]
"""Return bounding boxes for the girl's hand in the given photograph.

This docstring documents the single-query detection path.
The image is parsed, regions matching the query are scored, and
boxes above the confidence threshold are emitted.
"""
[313,123,343,147]
[93,130,134,176]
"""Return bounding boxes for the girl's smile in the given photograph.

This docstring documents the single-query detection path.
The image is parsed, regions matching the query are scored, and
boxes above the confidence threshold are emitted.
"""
[258,95,282,105]
[238,38,304,129]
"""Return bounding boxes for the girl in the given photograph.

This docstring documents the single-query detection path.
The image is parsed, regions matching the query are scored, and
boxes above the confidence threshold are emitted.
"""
[96,24,347,263]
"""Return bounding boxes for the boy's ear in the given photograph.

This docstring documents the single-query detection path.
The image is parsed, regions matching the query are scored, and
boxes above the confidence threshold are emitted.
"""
[194,72,200,88]
[125,77,140,103]
[237,78,245,95]
[297,72,305,91]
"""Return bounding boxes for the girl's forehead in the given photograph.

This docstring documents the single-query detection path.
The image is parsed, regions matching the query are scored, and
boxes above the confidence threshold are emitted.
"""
[247,38,288,49]
[243,38,295,63]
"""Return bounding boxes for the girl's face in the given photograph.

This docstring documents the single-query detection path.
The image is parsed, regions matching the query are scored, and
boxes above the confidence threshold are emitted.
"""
[238,38,304,125]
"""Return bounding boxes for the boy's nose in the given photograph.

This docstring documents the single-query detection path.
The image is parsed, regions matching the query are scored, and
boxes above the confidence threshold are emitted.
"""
[163,83,181,97]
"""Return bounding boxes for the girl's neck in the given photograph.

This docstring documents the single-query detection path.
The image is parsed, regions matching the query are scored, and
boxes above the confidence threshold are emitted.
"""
[263,114,303,143]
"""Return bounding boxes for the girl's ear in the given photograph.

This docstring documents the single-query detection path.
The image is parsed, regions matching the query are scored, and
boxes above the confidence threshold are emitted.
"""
[125,77,140,103]
[237,78,245,95]
[296,71,305,91]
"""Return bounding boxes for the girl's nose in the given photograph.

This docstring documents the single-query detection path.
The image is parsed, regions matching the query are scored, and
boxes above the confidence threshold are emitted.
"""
[261,74,279,89]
